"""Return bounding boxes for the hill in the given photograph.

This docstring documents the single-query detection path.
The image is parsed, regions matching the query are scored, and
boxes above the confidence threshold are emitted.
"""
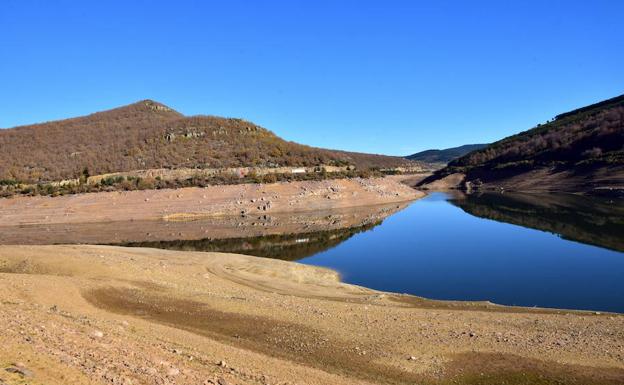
[406,143,487,164]
[0,100,415,184]
[420,94,624,194]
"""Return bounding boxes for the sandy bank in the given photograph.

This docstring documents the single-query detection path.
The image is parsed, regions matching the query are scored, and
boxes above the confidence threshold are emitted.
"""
[0,245,622,385]
[0,175,421,226]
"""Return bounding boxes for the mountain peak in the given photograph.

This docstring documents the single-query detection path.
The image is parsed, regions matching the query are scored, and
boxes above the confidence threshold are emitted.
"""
[84,99,184,120]
[138,99,177,113]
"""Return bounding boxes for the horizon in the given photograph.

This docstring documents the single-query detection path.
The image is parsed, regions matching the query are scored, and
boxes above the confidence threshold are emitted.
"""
[1,1,623,155]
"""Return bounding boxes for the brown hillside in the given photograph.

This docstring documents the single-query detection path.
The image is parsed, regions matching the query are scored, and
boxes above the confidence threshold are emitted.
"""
[0,100,414,183]
[419,94,624,194]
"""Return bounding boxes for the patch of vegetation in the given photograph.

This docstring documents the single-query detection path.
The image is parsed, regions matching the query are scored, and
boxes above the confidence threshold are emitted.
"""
[0,169,384,198]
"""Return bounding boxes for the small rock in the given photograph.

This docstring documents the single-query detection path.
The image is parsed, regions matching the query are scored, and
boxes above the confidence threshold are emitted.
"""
[167,367,180,376]
[92,330,104,338]
[469,332,476,337]
[217,378,229,385]
[218,360,227,368]
[408,356,417,361]
[5,365,34,378]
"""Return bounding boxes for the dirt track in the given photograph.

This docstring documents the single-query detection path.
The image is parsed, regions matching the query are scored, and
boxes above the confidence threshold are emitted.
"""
[0,245,622,385]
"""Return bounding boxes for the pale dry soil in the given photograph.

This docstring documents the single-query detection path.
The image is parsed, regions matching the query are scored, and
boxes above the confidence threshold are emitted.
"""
[0,245,622,385]
[0,176,421,226]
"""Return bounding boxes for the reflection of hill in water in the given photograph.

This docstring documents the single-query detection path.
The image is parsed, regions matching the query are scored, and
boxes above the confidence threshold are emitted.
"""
[120,222,380,261]
[0,203,406,247]
[449,192,624,252]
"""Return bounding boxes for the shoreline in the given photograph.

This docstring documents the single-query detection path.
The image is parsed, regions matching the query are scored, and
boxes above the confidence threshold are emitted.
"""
[0,201,409,246]
[0,175,422,226]
[0,244,622,385]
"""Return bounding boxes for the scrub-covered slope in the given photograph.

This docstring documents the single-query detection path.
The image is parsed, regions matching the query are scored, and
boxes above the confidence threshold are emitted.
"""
[0,100,414,183]
[420,94,624,194]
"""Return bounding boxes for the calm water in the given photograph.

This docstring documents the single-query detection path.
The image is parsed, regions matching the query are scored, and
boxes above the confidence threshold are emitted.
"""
[118,192,624,312]
[297,193,624,313]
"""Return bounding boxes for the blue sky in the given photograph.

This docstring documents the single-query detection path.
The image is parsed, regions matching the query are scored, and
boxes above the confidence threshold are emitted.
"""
[1,1,623,155]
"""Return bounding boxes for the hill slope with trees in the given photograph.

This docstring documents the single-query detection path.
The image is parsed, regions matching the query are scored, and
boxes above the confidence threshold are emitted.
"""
[420,94,624,194]
[0,100,415,184]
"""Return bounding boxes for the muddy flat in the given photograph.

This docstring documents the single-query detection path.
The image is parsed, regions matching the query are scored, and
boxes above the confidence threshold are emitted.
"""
[0,245,622,385]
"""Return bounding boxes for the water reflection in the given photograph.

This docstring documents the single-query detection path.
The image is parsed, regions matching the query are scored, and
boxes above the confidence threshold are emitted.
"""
[0,203,405,251]
[448,192,624,252]
[295,192,624,312]
[1,191,622,311]
[120,222,380,261]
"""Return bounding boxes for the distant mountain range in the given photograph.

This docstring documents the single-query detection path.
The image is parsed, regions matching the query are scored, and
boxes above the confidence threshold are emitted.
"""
[406,144,487,164]
[420,94,624,195]
[0,100,416,183]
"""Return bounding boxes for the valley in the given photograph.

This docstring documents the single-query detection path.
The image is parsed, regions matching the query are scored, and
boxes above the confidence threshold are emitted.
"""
[2,4,623,385]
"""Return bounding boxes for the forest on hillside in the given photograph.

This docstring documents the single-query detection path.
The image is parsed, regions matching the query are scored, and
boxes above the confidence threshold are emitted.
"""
[446,95,624,173]
[0,100,413,184]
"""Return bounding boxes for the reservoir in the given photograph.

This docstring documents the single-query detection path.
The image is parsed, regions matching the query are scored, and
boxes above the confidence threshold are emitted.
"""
[5,191,623,313]
[126,192,624,313]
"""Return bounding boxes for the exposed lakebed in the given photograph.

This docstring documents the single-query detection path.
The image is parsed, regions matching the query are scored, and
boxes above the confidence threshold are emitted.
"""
[4,192,623,312]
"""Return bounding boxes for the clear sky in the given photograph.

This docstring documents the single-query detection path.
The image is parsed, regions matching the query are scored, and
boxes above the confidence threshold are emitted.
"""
[1,0,623,155]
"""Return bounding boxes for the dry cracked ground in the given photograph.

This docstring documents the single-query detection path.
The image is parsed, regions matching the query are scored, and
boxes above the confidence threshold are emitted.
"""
[0,245,623,385]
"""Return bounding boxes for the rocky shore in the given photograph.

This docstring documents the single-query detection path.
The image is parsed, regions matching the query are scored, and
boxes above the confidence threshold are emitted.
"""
[0,176,421,226]
[0,245,622,385]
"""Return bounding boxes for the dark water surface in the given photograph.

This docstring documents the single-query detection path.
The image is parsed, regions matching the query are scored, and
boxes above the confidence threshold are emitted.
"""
[117,192,624,313]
